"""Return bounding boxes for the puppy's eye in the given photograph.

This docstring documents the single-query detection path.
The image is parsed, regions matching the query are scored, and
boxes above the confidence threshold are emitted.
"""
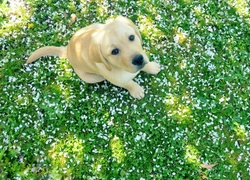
[111,48,119,55]
[129,35,135,41]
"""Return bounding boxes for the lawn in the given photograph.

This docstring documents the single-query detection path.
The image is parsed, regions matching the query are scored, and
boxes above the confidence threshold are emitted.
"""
[0,0,249,179]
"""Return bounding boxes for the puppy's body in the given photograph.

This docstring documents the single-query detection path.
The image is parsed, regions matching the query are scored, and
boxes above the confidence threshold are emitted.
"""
[27,16,160,99]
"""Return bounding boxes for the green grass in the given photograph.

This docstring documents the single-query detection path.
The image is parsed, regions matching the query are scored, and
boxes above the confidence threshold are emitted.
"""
[0,0,249,179]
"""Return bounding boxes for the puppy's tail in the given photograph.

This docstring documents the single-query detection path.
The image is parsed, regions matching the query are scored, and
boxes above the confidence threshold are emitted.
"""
[26,46,67,63]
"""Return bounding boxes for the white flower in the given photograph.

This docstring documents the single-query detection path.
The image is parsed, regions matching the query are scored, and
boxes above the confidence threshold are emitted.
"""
[174,34,180,44]
[135,132,146,142]
[8,76,18,82]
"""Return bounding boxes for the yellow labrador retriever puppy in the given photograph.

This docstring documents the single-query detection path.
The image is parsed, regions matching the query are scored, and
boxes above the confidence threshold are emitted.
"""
[27,16,160,99]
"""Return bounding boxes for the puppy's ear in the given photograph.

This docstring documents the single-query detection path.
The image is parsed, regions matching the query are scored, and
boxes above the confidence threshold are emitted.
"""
[115,16,142,44]
[89,44,112,71]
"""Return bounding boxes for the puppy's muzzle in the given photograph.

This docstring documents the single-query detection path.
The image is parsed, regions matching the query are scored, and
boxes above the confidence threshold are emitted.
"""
[132,54,146,70]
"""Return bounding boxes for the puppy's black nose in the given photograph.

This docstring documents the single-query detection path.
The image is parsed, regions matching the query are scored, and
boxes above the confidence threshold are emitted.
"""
[132,54,144,66]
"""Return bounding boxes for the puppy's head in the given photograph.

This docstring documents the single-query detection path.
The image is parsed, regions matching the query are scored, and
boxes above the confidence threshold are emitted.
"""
[91,16,149,73]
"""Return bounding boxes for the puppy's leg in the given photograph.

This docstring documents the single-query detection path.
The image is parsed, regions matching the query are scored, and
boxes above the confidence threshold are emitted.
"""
[123,81,145,99]
[142,62,161,75]
[74,69,105,83]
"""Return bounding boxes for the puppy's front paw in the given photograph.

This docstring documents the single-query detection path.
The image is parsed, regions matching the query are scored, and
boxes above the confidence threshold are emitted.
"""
[144,62,161,74]
[129,84,145,99]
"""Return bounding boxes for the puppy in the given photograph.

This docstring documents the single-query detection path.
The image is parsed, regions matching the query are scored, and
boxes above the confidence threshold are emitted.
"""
[27,16,160,99]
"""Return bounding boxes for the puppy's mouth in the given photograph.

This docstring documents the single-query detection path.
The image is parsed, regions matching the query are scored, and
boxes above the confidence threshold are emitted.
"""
[136,62,147,71]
